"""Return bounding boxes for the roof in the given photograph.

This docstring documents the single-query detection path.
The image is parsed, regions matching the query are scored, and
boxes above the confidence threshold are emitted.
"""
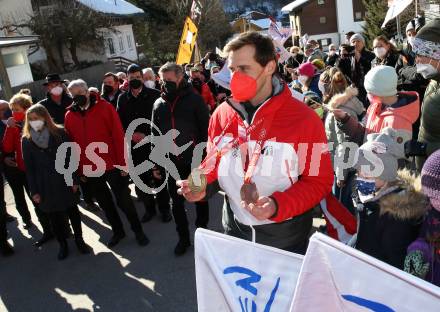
[77,0,144,16]
[281,0,311,13]
[0,36,39,49]
[249,19,281,30]
[239,11,268,20]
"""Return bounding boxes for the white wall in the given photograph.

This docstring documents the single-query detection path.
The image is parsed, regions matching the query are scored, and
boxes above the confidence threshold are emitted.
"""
[307,32,340,50]
[2,45,34,87]
[101,24,138,61]
[336,0,365,44]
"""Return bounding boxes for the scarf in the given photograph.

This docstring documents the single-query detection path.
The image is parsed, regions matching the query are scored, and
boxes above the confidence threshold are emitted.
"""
[31,127,50,149]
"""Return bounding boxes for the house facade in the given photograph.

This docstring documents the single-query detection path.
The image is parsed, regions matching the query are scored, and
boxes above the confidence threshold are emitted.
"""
[282,0,366,49]
[0,0,142,79]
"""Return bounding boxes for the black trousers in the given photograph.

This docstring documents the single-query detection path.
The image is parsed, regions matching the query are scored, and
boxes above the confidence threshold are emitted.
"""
[135,168,171,216]
[131,148,170,216]
[4,166,31,224]
[47,206,83,242]
[79,179,95,204]
[167,162,209,241]
[0,198,6,244]
[87,169,143,236]
[4,166,52,234]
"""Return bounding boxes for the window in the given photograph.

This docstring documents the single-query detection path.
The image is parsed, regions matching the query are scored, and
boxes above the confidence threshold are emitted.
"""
[355,11,363,21]
[126,34,133,50]
[320,16,326,24]
[3,52,25,67]
[107,38,115,55]
[318,0,325,4]
[318,38,332,50]
[118,36,125,52]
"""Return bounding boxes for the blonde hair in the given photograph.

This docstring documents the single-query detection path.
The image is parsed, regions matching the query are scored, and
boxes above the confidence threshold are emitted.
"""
[9,93,32,111]
[22,104,63,140]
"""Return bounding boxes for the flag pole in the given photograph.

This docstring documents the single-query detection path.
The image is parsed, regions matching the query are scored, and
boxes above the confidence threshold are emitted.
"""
[415,0,418,16]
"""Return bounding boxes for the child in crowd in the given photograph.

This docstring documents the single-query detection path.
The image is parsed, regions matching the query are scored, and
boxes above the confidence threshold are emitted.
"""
[325,71,365,213]
[353,128,426,269]
[333,65,419,145]
[405,150,440,286]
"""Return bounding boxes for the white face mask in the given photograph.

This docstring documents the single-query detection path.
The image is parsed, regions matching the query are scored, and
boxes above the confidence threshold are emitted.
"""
[416,62,439,79]
[407,36,415,48]
[144,80,156,89]
[30,120,45,131]
[298,75,308,86]
[50,86,63,96]
[374,47,387,59]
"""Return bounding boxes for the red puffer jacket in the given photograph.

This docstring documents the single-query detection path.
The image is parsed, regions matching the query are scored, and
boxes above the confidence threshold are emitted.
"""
[64,95,127,176]
[3,124,25,171]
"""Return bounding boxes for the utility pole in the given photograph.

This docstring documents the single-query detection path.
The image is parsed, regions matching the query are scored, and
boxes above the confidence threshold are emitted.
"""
[0,52,13,101]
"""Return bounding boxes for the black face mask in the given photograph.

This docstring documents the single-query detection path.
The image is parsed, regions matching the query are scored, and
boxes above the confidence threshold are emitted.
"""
[103,84,114,95]
[129,79,143,89]
[73,95,88,107]
[162,80,178,97]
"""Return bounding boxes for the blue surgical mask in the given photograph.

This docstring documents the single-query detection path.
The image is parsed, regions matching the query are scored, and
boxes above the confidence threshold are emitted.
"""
[356,177,376,197]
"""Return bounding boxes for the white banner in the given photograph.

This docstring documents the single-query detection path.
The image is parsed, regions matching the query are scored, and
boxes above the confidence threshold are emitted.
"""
[195,229,303,312]
[382,0,413,27]
[291,233,440,312]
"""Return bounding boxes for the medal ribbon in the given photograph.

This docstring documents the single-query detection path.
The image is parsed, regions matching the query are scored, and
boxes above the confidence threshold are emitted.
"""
[242,113,275,184]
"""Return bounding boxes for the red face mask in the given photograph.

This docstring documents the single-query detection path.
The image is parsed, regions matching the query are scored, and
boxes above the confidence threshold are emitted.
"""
[12,111,25,122]
[230,70,264,102]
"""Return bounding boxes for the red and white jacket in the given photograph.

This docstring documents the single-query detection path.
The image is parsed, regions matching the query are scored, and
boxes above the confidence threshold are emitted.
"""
[204,81,334,226]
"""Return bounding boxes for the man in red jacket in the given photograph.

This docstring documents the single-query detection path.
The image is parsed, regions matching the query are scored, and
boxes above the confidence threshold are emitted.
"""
[65,79,149,248]
[190,68,216,112]
[178,32,334,253]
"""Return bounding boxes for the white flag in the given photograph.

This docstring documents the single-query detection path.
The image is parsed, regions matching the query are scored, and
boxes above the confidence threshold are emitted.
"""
[274,40,292,64]
[195,229,303,312]
[291,233,440,311]
[382,0,413,28]
[212,63,231,90]
[268,20,292,45]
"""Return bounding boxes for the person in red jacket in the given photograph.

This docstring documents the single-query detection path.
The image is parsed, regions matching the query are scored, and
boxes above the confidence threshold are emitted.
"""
[190,68,216,112]
[65,79,149,248]
[2,94,34,230]
[178,32,334,253]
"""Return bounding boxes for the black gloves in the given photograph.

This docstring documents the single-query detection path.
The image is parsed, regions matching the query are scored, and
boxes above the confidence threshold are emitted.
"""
[404,140,427,158]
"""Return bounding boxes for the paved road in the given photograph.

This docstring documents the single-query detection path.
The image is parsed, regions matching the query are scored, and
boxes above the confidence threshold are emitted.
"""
[0,183,225,312]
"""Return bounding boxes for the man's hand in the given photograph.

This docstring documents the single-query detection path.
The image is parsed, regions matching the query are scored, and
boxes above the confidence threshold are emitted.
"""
[32,194,41,204]
[176,180,206,202]
[336,180,345,188]
[132,132,146,143]
[404,140,427,158]
[72,185,79,193]
[4,157,17,167]
[120,170,129,177]
[80,176,87,183]
[241,196,277,221]
[152,168,162,180]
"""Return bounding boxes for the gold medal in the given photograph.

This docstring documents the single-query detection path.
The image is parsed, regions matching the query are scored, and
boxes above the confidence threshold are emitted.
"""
[188,168,207,194]
[240,182,259,204]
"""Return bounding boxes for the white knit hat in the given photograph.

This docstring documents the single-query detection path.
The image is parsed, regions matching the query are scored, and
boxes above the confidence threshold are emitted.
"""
[364,65,398,97]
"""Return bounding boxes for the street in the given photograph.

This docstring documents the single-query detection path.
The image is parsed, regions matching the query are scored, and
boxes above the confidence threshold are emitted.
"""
[0,183,225,312]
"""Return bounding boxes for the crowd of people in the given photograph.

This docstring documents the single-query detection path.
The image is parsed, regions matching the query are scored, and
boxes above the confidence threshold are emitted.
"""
[0,16,439,289]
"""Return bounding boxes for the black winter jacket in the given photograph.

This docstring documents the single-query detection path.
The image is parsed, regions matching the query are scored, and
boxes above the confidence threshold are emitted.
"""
[22,130,79,213]
[38,93,73,125]
[152,82,210,166]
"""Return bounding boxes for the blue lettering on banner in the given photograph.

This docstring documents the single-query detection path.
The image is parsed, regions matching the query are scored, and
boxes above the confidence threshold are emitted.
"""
[223,266,281,312]
[342,295,395,312]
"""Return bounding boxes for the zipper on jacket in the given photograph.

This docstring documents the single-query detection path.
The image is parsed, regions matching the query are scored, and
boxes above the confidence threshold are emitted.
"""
[169,97,180,160]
